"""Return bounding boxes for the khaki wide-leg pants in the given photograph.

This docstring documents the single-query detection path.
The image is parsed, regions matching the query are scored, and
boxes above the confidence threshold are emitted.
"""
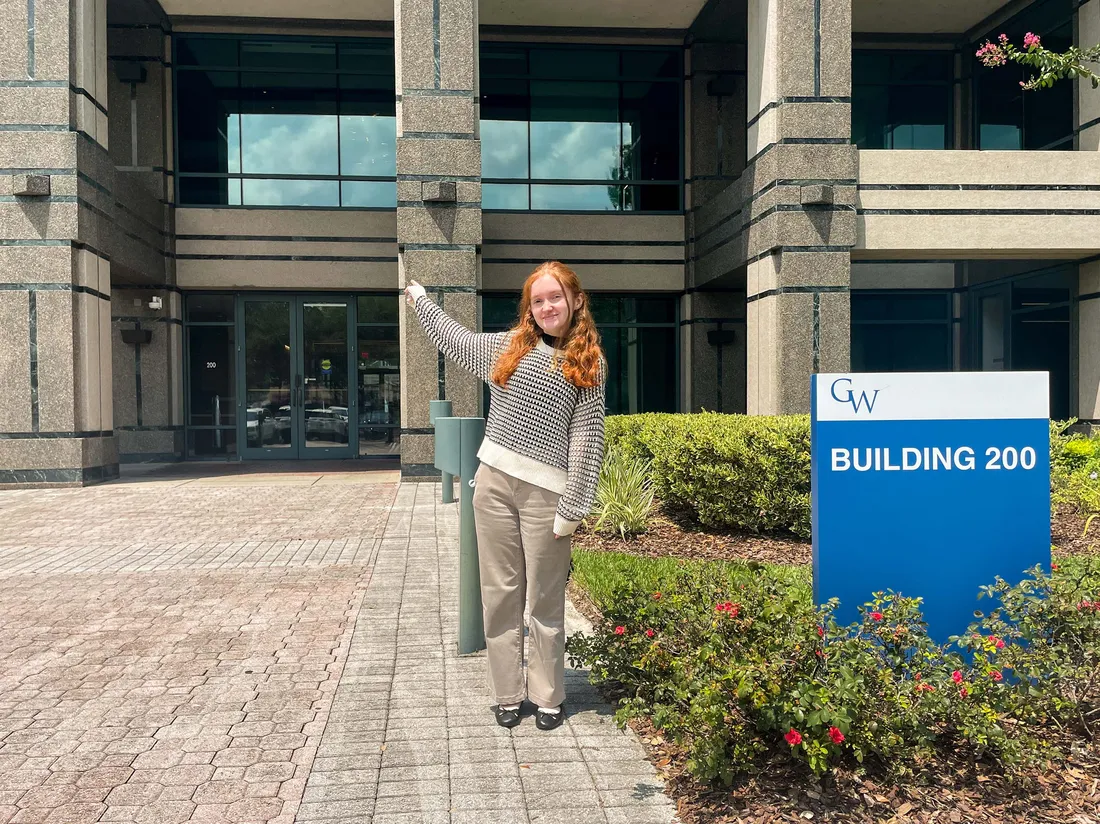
[472,463,572,708]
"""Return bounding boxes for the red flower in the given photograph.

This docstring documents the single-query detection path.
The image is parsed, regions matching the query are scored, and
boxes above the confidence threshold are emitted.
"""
[652,592,662,600]
[995,639,1005,650]
[614,626,625,635]
[817,626,825,638]
[959,688,969,698]
[1051,563,1060,572]
[828,726,845,745]
[869,612,884,622]
[990,670,1003,682]
[784,728,802,746]
[1078,600,1094,611]
[645,629,656,638]
[952,670,963,684]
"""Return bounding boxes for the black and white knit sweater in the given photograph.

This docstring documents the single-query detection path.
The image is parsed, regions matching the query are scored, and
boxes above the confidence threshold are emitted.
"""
[414,295,606,537]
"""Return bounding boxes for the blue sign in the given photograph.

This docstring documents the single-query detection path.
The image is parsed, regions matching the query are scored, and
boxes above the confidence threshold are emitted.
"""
[811,372,1051,642]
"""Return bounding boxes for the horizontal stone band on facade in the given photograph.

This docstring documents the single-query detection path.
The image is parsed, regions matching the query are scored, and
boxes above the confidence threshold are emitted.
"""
[0,467,119,485]
[747,96,854,129]
[176,235,398,243]
[0,431,114,440]
[0,284,110,302]
[746,285,850,304]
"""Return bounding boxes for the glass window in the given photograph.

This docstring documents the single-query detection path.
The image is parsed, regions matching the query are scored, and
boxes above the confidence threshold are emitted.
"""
[974,0,1073,150]
[187,428,237,458]
[479,44,682,212]
[357,294,399,324]
[186,294,234,323]
[481,293,678,415]
[851,292,952,372]
[852,50,953,150]
[175,35,396,207]
[356,297,400,457]
[187,325,236,425]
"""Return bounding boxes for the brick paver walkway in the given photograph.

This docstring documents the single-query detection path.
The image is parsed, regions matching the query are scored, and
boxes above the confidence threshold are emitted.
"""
[0,467,677,824]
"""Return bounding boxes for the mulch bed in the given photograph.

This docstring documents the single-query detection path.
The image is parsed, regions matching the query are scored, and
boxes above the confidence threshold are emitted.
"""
[574,508,1096,567]
[568,505,1100,824]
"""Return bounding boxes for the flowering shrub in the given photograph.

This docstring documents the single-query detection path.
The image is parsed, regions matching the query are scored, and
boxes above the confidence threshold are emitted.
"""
[566,557,1100,782]
[976,31,1100,90]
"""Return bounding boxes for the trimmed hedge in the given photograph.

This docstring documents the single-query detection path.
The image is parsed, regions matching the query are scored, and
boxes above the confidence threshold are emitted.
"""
[605,413,811,538]
[606,413,1100,540]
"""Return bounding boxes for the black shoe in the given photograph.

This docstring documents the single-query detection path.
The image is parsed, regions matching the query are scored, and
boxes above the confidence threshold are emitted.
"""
[535,705,565,731]
[493,704,521,728]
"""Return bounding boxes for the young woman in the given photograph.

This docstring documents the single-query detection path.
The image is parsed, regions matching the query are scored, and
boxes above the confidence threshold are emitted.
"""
[404,261,606,731]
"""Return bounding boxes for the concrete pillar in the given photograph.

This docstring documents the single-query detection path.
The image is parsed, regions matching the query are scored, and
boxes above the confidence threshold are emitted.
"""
[0,0,118,485]
[1080,263,1100,424]
[1079,0,1100,152]
[395,0,482,478]
[683,292,747,413]
[745,0,856,414]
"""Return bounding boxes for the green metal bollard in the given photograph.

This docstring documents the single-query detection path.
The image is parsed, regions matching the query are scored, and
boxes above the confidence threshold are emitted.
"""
[429,400,454,503]
[434,415,487,655]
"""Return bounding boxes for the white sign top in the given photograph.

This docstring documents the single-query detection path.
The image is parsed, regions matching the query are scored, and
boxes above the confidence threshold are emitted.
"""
[814,372,1050,422]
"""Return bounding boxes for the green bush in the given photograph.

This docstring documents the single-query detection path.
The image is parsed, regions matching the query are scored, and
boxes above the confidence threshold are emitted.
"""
[1051,420,1100,514]
[591,445,655,540]
[605,413,811,538]
[606,414,1100,537]
[566,554,1100,783]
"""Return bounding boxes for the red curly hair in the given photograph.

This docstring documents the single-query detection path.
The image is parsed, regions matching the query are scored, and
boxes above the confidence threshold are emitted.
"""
[490,261,604,389]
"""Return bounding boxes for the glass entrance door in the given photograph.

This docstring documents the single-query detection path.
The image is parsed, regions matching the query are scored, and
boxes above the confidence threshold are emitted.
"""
[301,299,352,456]
[238,296,355,459]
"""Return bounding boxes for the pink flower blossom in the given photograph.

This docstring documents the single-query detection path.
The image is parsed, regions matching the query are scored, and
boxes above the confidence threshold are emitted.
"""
[645,629,655,638]
[1024,32,1041,49]
[869,612,883,622]
[952,670,964,684]
[614,626,625,635]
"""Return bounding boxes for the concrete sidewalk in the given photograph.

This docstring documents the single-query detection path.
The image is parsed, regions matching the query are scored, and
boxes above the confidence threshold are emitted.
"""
[299,481,678,823]
[0,468,678,823]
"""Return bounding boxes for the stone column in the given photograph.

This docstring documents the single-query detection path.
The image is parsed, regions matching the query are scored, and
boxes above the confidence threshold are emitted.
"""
[1079,262,1100,424]
[744,0,856,414]
[395,0,482,478]
[1079,0,1100,151]
[0,0,118,485]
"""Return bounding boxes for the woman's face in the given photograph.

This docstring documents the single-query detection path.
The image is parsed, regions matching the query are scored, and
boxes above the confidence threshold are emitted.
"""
[529,273,580,338]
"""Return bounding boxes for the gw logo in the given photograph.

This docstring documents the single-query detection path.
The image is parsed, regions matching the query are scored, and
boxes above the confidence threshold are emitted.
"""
[830,378,881,414]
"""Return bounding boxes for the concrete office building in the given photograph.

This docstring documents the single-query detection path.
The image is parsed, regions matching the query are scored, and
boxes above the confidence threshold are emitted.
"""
[1,0,1098,485]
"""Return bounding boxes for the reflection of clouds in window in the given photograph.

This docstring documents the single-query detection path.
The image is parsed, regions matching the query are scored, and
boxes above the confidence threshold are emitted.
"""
[482,121,528,178]
[482,184,528,210]
[531,121,619,180]
[226,115,241,173]
[240,114,338,175]
[531,184,617,211]
[340,115,396,175]
[243,178,339,207]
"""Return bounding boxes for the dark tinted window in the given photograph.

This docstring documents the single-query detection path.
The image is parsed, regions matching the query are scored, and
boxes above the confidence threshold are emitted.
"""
[175,35,396,207]
[479,44,682,212]
[974,0,1073,150]
[852,50,953,149]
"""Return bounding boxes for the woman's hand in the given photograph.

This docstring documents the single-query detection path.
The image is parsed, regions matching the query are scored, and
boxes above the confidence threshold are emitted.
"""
[404,280,427,306]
